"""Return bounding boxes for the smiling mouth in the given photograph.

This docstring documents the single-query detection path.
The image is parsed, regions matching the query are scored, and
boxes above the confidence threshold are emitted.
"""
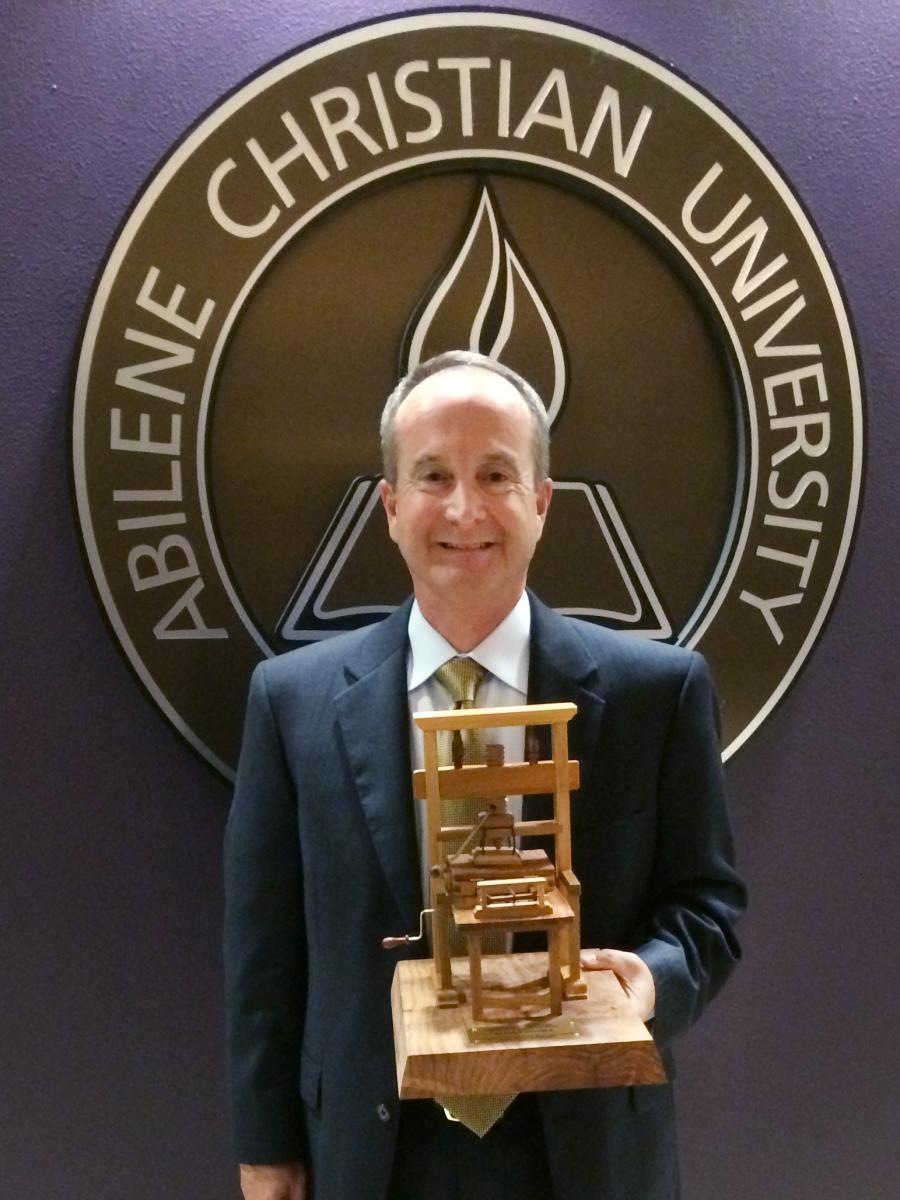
[439,541,494,550]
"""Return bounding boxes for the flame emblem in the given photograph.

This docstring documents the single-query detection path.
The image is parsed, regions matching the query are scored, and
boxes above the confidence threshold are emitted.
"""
[279,180,671,643]
[402,184,567,428]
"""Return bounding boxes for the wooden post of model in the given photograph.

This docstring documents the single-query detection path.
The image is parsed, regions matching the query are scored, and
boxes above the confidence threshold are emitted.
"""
[412,702,588,1020]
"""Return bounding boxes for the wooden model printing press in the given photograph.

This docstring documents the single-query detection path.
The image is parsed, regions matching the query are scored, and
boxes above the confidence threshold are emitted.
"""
[383,702,665,1099]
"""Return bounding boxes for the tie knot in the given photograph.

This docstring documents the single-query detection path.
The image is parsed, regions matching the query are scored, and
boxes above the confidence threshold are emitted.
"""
[434,656,486,707]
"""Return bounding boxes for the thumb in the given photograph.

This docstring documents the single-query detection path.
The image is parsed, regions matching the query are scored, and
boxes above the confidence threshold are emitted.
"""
[581,946,618,970]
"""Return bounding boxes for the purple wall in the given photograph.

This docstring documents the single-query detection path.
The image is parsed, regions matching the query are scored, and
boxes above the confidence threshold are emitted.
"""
[2,2,897,1197]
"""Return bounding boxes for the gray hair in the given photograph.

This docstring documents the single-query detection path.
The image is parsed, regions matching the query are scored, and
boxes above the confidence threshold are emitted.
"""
[379,350,550,485]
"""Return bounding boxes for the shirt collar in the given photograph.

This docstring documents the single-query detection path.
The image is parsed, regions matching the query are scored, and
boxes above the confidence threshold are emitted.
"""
[407,592,531,692]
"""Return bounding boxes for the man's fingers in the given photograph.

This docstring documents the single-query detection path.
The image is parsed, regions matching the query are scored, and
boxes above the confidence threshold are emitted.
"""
[581,947,622,970]
[579,947,655,1021]
[239,1162,305,1200]
[581,948,634,995]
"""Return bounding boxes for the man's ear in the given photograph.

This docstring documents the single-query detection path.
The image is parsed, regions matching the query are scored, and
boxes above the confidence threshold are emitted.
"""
[535,478,553,531]
[379,478,398,541]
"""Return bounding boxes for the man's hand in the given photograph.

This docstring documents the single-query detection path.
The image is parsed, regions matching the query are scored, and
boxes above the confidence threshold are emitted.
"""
[581,947,656,1022]
[239,1162,305,1200]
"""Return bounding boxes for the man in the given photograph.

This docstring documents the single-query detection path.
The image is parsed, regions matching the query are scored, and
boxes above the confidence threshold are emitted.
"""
[224,351,746,1200]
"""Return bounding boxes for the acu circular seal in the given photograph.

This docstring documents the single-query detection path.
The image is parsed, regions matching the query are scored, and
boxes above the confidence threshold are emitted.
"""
[72,11,864,779]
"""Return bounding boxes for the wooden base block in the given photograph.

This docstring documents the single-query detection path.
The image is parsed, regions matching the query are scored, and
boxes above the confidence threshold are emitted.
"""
[563,978,589,1000]
[390,952,665,1099]
[436,986,464,1007]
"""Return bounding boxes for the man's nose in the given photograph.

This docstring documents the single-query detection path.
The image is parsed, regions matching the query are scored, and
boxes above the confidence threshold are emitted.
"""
[444,480,484,523]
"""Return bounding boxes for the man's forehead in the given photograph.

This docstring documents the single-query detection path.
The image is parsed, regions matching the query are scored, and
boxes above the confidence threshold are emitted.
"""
[399,365,528,422]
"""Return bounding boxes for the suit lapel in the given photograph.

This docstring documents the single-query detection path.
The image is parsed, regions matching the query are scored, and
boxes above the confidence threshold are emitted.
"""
[335,602,423,932]
[525,591,607,821]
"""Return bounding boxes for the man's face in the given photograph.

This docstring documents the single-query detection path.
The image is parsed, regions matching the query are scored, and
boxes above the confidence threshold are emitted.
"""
[380,366,552,623]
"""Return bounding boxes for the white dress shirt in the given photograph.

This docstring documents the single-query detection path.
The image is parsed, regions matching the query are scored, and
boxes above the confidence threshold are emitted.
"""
[406,592,530,909]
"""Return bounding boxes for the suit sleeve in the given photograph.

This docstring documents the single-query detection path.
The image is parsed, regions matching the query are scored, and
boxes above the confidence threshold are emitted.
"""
[223,662,307,1163]
[634,651,747,1047]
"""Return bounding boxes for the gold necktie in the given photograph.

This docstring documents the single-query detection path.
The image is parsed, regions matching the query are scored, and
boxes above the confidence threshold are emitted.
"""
[434,656,487,846]
[432,656,516,1137]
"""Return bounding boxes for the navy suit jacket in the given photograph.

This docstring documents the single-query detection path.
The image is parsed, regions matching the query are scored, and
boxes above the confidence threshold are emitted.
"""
[224,593,745,1199]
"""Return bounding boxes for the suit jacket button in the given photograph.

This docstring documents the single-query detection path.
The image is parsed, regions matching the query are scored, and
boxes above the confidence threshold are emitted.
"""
[376,1103,391,1123]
